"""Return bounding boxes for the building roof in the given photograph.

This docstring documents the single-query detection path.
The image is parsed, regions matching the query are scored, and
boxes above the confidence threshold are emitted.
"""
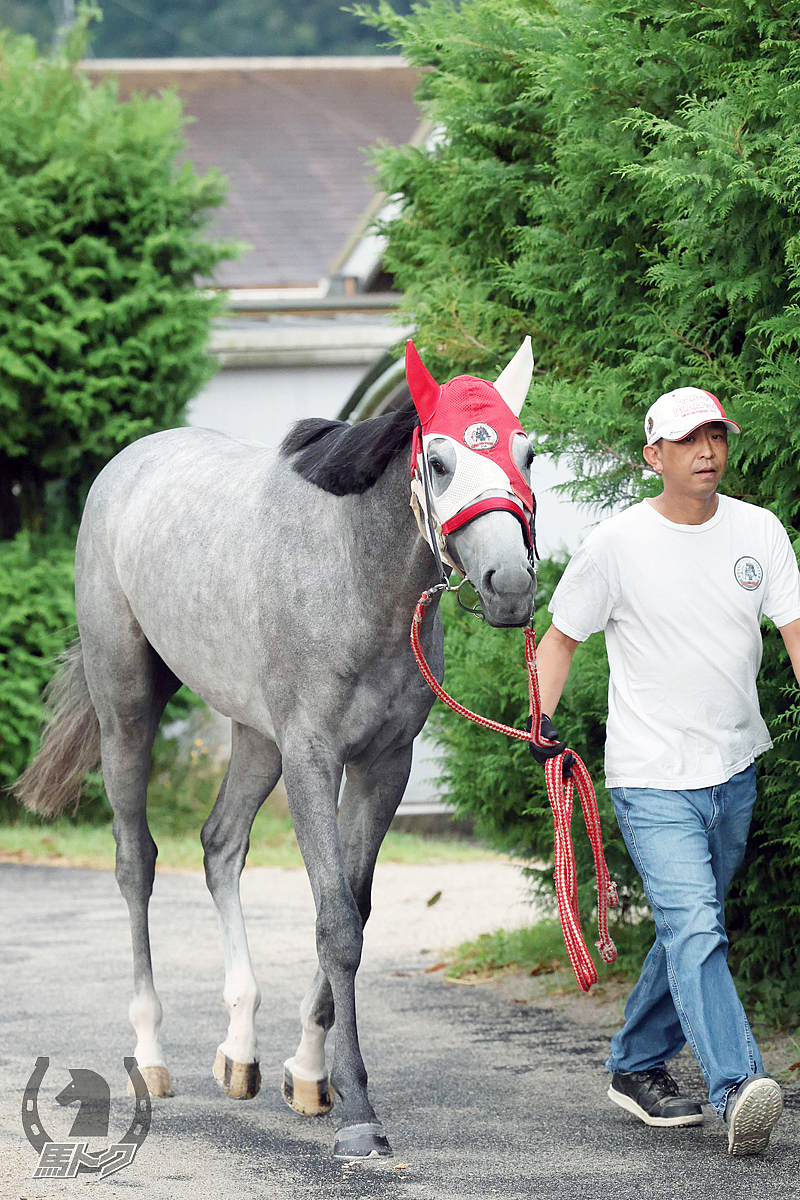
[81,57,423,289]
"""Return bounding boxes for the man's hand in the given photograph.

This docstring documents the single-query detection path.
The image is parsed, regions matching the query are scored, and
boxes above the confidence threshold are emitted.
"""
[524,715,576,779]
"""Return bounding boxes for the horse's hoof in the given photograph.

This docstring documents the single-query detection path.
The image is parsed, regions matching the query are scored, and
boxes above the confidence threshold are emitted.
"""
[213,1050,261,1099]
[127,1065,173,1098]
[281,1061,333,1116]
[333,1122,393,1160]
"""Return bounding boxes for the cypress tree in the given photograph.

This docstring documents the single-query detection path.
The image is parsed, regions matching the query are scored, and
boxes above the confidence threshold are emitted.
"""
[0,7,234,538]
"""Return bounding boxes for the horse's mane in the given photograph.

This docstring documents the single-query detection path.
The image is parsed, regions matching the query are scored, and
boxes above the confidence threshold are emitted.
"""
[280,399,419,495]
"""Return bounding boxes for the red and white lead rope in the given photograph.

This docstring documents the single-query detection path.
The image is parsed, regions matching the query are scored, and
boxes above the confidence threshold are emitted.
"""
[410,590,618,992]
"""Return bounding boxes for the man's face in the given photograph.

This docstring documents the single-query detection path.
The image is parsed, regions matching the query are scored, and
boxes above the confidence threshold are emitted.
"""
[644,421,729,498]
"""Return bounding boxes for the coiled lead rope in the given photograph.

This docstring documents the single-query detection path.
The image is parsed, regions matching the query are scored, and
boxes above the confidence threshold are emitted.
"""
[410,588,617,991]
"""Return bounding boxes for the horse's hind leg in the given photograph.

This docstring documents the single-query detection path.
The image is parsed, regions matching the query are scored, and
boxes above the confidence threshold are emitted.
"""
[80,591,180,1098]
[282,963,334,1116]
[201,722,282,1099]
[284,739,414,1158]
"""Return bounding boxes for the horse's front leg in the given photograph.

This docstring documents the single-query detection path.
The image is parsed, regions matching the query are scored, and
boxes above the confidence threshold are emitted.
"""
[283,738,416,1159]
[201,722,282,1098]
[282,738,393,1159]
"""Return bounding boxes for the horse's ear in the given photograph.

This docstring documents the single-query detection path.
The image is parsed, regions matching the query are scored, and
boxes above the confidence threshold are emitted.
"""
[405,340,440,425]
[494,336,533,418]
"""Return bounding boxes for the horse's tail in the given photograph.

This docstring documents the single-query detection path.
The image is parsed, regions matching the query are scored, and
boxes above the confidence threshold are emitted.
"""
[13,639,101,819]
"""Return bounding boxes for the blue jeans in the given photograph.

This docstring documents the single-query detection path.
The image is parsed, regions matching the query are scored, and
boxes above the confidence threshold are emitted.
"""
[605,764,761,1117]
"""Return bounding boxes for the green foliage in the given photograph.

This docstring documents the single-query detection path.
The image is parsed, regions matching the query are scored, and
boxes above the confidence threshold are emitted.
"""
[0,10,236,821]
[0,531,203,822]
[0,0,415,57]
[730,643,800,1026]
[369,0,800,1005]
[0,9,235,537]
[447,917,654,983]
[363,0,800,508]
[0,534,77,802]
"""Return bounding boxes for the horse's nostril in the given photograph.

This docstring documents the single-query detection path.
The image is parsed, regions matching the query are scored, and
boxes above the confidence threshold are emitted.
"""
[481,565,535,599]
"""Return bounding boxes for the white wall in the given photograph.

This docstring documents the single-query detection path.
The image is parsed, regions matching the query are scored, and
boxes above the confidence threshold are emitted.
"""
[531,452,601,559]
[187,364,365,446]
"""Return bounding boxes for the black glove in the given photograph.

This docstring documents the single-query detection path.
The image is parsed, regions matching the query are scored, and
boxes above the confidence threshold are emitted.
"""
[524,714,575,778]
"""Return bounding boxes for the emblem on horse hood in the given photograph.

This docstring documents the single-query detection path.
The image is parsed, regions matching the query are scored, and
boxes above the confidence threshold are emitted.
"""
[405,339,535,547]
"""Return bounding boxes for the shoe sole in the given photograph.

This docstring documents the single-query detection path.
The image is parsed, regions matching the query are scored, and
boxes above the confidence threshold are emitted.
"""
[607,1084,704,1127]
[727,1078,783,1156]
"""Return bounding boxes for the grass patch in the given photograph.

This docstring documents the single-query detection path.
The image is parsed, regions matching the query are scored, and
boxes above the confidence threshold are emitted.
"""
[0,798,497,872]
[448,918,638,985]
[448,920,573,979]
[1,728,497,871]
[447,917,656,990]
[0,817,496,871]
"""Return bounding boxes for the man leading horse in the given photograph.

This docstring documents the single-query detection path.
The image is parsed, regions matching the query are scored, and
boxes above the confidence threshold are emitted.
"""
[530,386,800,1156]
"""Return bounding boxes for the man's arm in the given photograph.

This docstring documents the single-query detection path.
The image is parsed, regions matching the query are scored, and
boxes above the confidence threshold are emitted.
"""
[533,623,582,718]
[779,616,800,684]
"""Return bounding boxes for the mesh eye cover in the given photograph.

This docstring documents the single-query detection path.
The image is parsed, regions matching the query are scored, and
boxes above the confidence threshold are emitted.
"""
[419,433,527,525]
[411,375,533,518]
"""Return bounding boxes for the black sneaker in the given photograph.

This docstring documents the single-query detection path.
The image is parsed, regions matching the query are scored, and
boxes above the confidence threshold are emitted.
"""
[608,1068,704,1127]
[724,1073,783,1156]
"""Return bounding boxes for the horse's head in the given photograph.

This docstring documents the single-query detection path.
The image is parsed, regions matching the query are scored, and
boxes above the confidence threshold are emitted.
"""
[406,339,537,627]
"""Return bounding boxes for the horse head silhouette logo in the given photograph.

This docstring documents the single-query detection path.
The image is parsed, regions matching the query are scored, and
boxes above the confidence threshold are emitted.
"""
[22,1057,151,1180]
[55,1069,111,1137]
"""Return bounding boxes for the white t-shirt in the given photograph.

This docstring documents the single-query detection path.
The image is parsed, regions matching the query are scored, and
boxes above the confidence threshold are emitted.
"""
[549,495,800,790]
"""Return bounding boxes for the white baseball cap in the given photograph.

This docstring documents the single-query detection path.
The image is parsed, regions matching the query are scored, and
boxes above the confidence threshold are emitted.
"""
[644,387,740,445]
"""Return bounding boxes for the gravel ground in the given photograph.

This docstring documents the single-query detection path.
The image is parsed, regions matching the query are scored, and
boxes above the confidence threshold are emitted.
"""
[1,859,797,1200]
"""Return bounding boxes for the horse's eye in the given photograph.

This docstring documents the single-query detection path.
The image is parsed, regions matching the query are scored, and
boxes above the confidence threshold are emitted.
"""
[526,446,535,469]
[430,460,447,477]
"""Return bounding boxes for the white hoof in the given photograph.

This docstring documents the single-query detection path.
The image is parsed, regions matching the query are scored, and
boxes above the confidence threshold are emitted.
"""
[127,1064,173,1098]
[281,1059,333,1116]
[213,1050,261,1099]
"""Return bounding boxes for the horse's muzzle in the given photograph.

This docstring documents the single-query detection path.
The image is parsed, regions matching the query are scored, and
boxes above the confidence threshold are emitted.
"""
[478,561,536,627]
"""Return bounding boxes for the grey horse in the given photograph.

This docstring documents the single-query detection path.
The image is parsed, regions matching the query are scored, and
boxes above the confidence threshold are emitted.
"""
[16,339,537,1159]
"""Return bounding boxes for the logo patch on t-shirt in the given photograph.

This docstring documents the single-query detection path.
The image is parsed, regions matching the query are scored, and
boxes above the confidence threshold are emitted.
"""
[463,422,498,450]
[734,557,763,590]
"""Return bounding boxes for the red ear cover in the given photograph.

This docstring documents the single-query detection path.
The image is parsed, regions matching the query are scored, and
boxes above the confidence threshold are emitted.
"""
[405,340,440,426]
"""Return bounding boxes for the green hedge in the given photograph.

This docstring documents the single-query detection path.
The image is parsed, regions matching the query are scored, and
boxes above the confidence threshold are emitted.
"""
[0,9,235,538]
[0,11,233,817]
[0,533,203,823]
[0,536,77,806]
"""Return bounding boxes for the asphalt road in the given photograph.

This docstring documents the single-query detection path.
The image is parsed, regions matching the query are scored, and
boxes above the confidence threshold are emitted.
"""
[1,860,798,1200]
